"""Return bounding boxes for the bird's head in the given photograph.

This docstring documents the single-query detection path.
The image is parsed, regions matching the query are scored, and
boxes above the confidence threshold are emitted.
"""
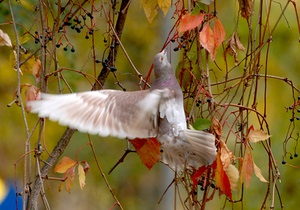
[153,50,172,79]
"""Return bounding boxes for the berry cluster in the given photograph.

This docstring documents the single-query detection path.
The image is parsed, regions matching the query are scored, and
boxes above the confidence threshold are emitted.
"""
[171,35,193,52]
[55,6,96,53]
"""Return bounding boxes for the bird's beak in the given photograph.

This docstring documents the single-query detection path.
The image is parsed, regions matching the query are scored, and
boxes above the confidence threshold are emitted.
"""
[161,50,167,58]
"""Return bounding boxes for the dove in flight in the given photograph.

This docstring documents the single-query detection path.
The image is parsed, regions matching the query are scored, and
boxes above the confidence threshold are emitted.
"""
[29,51,217,170]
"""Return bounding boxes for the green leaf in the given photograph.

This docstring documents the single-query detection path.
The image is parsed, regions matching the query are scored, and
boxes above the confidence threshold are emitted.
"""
[193,118,212,130]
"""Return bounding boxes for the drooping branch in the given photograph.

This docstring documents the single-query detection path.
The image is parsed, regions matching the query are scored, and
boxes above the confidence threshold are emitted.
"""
[27,0,131,209]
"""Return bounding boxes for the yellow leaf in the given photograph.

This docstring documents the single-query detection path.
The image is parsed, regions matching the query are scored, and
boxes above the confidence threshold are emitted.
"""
[253,162,268,183]
[225,164,239,191]
[78,164,86,190]
[157,0,171,17]
[248,129,271,143]
[142,0,158,23]
[10,51,36,74]
[54,156,77,173]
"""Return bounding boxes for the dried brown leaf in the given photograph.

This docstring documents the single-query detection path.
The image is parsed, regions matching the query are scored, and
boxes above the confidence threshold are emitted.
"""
[248,129,271,143]
[0,29,12,47]
[220,140,233,169]
[253,162,268,183]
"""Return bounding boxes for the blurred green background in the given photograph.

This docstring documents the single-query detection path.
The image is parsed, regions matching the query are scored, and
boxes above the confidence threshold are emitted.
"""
[0,0,300,209]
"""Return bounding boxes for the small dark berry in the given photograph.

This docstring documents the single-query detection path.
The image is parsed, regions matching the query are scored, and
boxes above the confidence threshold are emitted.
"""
[56,43,61,48]
[82,15,86,20]
[206,98,211,103]
[282,160,286,165]
[48,36,53,41]
[170,39,175,43]
[210,183,215,188]
[35,38,39,44]
[173,47,179,51]
[290,118,294,122]
[95,59,100,63]
[115,41,119,46]
[182,44,186,49]
[298,96,300,100]
[296,117,300,120]
[103,38,107,43]
[110,66,117,72]
[71,25,75,30]
[35,31,38,34]
[85,35,89,39]
[87,12,92,17]
[80,25,83,29]
[189,39,193,43]
[104,58,109,63]
[63,47,68,51]
[290,156,293,160]
[160,149,163,153]
[289,106,293,110]
[67,16,72,21]
[59,26,63,30]
[110,44,115,49]
[75,28,81,33]
[294,153,298,158]
[297,109,300,113]
[71,48,75,52]
[88,30,93,35]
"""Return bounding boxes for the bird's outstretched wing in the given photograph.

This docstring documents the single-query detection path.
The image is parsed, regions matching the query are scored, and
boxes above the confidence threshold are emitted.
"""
[29,90,163,139]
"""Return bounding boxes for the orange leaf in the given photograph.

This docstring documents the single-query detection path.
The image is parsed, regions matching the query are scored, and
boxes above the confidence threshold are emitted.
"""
[199,24,215,59]
[199,18,226,61]
[65,166,76,193]
[213,18,226,48]
[129,138,161,170]
[240,146,253,188]
[179,13,204,33]
[212,152,232,200]
[54,156,77,173]
[78,164,86,190]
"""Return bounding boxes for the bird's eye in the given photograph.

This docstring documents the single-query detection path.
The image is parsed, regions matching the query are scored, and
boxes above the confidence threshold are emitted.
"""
[160,57,164,61]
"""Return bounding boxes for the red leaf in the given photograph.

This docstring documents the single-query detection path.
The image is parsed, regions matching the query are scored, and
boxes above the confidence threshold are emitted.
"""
[212,152,232,200]
[179,13,204,33]
[129,138,161,170]
[191,165,209,188]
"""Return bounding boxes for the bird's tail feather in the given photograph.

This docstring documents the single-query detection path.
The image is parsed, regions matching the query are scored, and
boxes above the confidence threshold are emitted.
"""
[161,129,217,170]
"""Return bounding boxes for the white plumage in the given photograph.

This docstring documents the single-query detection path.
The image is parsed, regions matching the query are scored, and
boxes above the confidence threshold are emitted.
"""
[29,51,217,170]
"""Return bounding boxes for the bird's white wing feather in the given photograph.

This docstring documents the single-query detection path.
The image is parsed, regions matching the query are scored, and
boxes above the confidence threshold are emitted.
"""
[29,90,160,139]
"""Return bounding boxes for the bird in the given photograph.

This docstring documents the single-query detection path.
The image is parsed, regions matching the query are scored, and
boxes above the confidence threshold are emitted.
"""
[28,50,217,170]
